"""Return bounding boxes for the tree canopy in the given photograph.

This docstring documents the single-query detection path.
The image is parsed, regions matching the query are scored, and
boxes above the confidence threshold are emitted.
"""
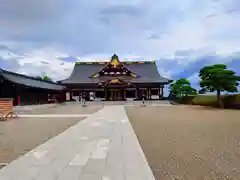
[42,75,53,82]
[169,78,197,100]
[199,64,240,107]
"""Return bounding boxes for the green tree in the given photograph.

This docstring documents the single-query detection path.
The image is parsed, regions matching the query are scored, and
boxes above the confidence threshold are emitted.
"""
[42,75,53,82]
[199,64,240,107]
[169,78,197,100]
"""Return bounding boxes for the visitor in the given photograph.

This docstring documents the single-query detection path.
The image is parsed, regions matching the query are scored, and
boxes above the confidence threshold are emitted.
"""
[142,92,145,105]
[82,92,86,105]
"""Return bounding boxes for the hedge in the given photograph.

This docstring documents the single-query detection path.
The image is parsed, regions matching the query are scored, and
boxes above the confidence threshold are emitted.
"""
[169,95,196,104]
[192,94,240,109]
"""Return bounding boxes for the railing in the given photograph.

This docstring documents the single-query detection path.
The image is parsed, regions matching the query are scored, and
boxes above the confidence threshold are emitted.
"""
[0,98,18,121]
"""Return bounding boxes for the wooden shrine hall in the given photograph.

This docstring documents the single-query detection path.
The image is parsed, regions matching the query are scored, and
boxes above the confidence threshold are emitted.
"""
[59,54,172,101]
[0,69,66,105]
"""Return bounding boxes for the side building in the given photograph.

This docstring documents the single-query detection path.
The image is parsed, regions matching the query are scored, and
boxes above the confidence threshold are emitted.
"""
[59,54,172,101]
[0,69,66,105]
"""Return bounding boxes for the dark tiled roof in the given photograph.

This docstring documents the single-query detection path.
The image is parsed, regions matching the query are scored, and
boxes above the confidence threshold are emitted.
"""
[59,61,171,84]
[0,69,66,91]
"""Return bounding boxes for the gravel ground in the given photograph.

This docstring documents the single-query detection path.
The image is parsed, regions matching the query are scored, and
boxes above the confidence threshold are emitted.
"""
[126,105,240,180]
[0,104,102,166]
[15,103,103,115]
[0,117,84,165]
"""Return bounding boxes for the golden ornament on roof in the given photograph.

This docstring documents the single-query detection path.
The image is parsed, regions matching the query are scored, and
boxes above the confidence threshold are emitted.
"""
[110,58,120,67]
[92,74,99,78]
[109,79,121,83]
[130,73,137,77]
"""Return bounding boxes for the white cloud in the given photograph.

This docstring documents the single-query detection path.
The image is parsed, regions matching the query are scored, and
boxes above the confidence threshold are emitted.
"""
[76,54,154,62]
[0,0,240,83]
[13,47,74,80]
[1,0,239,58]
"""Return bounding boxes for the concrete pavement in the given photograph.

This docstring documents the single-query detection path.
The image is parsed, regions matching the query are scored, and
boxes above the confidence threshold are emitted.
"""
[0,106,155,180]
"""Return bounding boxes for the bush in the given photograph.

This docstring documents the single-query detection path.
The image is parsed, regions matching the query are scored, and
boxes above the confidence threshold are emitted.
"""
[222,94,240,109]
[170,95,196,104]
[181,95,196,104]
[192,94,240,109]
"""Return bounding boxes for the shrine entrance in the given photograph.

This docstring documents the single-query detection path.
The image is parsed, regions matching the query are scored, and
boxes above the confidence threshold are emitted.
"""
[106,88,125,101]
[99,78,136,101]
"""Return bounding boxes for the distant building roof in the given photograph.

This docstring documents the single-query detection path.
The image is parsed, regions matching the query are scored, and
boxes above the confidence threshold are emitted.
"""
[0,69,66,91]
[59,61,171,84]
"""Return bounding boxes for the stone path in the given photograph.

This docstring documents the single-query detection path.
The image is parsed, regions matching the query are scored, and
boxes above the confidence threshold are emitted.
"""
[0,106,155,180]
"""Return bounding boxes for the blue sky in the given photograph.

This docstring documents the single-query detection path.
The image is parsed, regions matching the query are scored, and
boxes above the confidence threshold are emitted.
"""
[0,0,239,94]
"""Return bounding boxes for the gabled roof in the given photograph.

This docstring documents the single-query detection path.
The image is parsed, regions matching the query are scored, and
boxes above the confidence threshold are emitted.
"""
[90,54,139,78]
[59,60,171,84]
[0,69,66,91]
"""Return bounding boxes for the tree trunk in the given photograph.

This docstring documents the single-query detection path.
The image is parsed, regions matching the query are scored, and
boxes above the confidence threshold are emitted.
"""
[217,90,224,108]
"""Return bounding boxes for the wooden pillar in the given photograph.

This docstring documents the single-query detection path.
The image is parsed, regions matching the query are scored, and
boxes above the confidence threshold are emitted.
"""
[158,88,161,99]
[137,88,140,100]
[146,88,149,100]
[110,91,113,101]
[15,85,21,106]
[35,89,39,104]
[147,88,150,100]
[146,88,148,100]
[158,85,164,99]
[124,90,126,100]
[116,91,118,101]
[13,84,18,106]
[104,88,107,100]
[135,88,138,100]
[149,88,152,100]
[161,86,164,97]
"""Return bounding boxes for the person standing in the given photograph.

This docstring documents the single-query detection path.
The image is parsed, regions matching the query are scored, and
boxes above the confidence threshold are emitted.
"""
[82,92,86,105]
[142,91,145,105]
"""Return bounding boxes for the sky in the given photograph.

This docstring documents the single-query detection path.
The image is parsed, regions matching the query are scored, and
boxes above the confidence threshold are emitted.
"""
[0,0,240,94]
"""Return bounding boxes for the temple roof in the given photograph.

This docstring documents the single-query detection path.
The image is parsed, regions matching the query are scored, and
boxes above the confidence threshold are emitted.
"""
[59,60,171,84]
[0,69,66,91]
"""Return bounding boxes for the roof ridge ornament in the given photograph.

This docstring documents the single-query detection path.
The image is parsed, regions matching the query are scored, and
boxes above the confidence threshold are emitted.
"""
[110,54,121,68]
[112,54,118,59]
[90,54,139,78]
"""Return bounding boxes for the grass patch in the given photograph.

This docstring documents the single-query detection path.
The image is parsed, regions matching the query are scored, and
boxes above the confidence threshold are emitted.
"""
[192,95,218,105]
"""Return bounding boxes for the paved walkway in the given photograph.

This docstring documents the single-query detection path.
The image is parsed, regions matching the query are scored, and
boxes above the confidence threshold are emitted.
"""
[0,106,155,180]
